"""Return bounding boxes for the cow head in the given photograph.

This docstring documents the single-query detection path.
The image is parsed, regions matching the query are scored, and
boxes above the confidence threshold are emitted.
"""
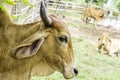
[98,33,111,54]
[12,0,78,79]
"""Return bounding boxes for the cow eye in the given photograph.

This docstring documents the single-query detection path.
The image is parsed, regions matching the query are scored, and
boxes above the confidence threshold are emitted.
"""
[98,38,101,41]
[59,36,68,43]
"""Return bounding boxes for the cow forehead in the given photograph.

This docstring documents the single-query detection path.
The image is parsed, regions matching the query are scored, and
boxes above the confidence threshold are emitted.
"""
[102,33,109,38]
[50,16,69,33]
[54,21,69,35]
[100,33,110,42]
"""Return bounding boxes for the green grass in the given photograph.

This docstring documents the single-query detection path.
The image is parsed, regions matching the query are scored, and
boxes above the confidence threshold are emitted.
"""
[31,37,120,80]
[72,38,120,80]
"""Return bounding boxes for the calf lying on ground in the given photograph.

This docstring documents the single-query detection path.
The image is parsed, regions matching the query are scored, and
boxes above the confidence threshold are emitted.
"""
[97,33,120,57]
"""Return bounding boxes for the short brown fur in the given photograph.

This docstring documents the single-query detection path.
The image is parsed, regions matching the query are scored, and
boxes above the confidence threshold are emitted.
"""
[83,7,107,26]
[97,33,120,57]
[0,6,76,80]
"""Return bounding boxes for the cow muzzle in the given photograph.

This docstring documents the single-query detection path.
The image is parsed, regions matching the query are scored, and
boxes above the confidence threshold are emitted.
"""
[62,68,78,79]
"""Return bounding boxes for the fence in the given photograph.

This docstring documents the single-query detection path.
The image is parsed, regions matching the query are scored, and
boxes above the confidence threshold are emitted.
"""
[9,0,85,24]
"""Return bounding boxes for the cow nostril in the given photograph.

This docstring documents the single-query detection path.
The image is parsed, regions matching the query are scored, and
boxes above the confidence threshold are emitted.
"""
[74,68,78,76]
[102,43,104,45]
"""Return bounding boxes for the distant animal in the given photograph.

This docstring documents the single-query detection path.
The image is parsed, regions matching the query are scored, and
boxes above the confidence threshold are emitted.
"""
[83,7,107,26]
[97,33,120,57]
[0,1,78,80]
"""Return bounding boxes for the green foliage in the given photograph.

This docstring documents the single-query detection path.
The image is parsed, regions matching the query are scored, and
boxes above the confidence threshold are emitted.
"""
[116,2,120,11]
[85,0,107,3]
[112,11,119,17]
[0,2,5,11]
[85,0,120,11]
[0,0,32,10]
[85,0,107,6]
[21,0,29,4]
[4,0,16,5]
[21,0,33,7]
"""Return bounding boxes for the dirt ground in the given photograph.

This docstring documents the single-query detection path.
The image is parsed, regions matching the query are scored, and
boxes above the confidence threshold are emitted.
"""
[69,26,120,38]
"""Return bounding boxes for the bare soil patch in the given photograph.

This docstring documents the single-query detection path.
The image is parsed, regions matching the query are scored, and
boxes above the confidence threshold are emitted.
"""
[79,27,120,39]
[69,26,120,39]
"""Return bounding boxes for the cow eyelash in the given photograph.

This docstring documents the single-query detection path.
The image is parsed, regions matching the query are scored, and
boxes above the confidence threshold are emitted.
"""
[59,36,68,43]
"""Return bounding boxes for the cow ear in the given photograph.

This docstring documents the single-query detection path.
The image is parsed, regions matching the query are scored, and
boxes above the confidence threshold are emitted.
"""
[12,31,49,59]
[13,38,44,59]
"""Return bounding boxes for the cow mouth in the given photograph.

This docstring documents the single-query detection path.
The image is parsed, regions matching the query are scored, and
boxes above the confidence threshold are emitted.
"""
[62,68,78,79]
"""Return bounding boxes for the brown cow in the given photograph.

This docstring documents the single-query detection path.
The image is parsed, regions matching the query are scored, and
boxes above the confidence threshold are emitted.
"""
[97,33,120,57]
[83,7,106,26]
[0,1,78,80]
